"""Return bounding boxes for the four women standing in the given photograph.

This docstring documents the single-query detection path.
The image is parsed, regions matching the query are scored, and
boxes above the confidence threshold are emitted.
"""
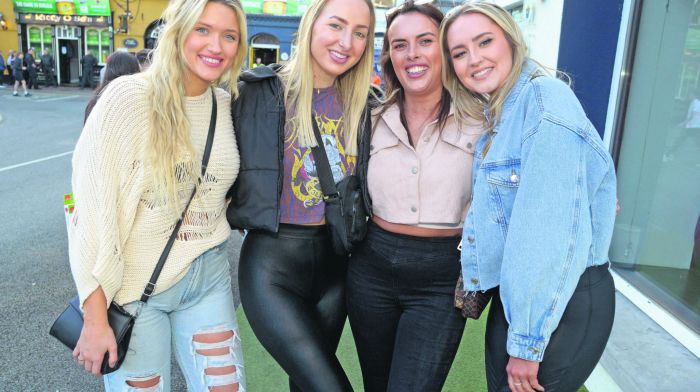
[67,1,617,391]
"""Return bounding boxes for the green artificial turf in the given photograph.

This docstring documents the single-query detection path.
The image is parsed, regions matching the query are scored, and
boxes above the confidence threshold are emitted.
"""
[237,307,587,392]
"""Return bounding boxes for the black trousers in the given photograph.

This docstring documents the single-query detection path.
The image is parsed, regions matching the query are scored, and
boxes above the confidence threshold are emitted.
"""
[27,70,38,89]
[239,224,353,392]
[346,222,465,392]
[486,263,615,392]
[80,69,94,88]
[44,69,56,86]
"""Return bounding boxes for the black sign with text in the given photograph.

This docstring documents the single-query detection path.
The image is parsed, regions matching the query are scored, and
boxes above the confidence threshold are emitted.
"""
[19,13,110,27]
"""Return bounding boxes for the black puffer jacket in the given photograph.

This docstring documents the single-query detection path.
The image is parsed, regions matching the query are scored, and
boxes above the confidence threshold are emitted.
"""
[226,65,375,231]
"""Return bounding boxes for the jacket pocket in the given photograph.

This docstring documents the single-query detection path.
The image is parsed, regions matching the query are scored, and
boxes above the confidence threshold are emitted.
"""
[484,159,521,237]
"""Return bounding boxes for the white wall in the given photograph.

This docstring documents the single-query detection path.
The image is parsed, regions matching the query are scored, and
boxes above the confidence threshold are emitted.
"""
[494,0,564,70]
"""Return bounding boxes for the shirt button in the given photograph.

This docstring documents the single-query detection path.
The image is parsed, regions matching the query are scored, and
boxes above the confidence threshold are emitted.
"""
[467,142,473,149]
[370,144,374,151]
[410,206,417,213]
[470,278,479,285]
[423,136,430,143]
[411,167,418,174]
[467,235,475,243]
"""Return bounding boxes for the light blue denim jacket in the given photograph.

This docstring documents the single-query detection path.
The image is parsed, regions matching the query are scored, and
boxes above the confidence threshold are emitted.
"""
[460,61,617,362]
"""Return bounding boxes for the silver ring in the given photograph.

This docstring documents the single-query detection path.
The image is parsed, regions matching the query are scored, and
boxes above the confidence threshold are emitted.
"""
[514,382,522,386]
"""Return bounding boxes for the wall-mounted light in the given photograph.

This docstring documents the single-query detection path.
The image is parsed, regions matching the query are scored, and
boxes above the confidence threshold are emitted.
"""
[0,12,8,31]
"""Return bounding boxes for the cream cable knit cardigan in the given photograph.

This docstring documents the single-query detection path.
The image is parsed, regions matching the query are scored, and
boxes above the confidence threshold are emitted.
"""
[69,73,239,308]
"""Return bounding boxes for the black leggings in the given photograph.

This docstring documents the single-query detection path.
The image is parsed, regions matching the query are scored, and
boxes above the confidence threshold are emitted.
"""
[238,224,352,392]
[486,263,615,392]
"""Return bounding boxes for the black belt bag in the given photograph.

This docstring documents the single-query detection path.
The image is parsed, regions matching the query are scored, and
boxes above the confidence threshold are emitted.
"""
[310,113,368,255]
[49,88,218,374]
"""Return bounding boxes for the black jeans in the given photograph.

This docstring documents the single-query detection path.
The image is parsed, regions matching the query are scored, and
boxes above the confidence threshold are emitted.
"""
[80,69,93,88]
[238,224,352,392]
[27,70,38,89]
[346,222,466,392]
[486,263,615,392]
[44,69,56,87]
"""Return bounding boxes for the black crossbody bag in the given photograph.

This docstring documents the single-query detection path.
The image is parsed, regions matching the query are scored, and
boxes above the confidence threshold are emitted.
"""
[49,89,218,374]
[309,112,368,256]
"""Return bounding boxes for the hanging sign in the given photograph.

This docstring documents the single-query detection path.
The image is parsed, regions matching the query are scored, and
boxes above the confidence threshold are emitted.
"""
[122,38,139,48]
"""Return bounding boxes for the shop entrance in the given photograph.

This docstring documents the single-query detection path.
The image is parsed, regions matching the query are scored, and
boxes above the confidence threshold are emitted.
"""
[249,33,280,68]
[58,39,80,84]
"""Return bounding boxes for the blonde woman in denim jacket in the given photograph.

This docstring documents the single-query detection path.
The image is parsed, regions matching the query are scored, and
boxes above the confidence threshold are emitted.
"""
[441,3,617,392]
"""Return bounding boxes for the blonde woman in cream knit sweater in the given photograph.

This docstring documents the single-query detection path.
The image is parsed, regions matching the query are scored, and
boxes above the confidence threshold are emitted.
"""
[68,0,248,390]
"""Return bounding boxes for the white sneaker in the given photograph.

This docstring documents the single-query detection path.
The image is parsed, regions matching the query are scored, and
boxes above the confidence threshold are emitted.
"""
[12,91,18,96]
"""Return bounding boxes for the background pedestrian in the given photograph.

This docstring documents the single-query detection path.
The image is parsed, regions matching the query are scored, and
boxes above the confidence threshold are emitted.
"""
[84,51,140,123]
[41,48,57,87]
[12,52,29,97]
[25,48,39,90]
[135,48,153,71]
[0,49,5,87]
[80,50,97,89]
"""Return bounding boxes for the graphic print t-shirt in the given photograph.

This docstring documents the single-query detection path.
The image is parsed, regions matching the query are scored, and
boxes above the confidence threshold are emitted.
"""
[279,87,356,224]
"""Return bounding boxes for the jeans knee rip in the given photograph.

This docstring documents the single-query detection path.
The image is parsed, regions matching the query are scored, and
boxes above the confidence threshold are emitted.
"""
[124,375,163,392]
[192,326,245,390]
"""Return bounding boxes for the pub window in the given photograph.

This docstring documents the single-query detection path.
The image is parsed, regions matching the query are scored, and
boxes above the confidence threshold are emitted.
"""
[27,25,53,54]
[85,28,110,64]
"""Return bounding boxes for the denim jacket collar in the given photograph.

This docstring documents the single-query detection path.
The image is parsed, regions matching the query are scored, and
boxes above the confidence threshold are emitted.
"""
[487,60,538,133]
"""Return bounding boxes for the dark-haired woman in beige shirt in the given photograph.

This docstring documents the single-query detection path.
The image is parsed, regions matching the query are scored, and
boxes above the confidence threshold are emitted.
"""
[345,2,483,391]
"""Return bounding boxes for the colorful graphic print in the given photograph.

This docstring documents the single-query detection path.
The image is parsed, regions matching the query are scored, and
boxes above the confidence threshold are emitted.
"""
[279,86,356,224]
[289,115,356,208]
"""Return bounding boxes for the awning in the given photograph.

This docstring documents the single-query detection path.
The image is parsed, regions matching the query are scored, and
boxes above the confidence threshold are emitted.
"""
[13,0,110,17]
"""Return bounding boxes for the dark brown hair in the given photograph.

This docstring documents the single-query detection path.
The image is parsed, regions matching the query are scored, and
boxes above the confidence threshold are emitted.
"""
[378,0,450,132]
[84,52,141,123]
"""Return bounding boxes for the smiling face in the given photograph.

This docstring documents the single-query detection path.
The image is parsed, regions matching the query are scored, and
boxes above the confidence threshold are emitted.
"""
[183,1,241,96]
[446,12,513,95]
[309,0,371,88]
[387,12,442,98]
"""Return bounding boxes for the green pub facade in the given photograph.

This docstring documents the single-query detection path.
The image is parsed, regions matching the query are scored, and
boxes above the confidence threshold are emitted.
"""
[13,0,112,85]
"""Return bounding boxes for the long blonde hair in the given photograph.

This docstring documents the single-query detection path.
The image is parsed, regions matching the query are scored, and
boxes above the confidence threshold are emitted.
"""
[440,1,529,134]
[144,0,247,212]
[279,0,375,155]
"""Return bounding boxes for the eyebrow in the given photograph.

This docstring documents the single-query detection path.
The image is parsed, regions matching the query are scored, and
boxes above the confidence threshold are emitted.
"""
[197,22,239,34]
[329,15,369,30]
[390,31,435,45]
[450,32,492,52]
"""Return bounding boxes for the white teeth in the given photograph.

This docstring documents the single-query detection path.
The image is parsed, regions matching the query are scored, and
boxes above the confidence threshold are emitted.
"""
[201,56,221,64]
[407,66,428,74]
[330,50,348,59]
[473,68,491,78]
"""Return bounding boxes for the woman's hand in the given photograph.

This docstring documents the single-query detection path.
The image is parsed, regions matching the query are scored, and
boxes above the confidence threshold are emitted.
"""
[506,356,545,392]
[72,287,118,376]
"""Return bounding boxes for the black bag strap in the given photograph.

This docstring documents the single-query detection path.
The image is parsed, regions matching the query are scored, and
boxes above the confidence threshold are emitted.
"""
[309,114,339,199]
[140,88,217,303]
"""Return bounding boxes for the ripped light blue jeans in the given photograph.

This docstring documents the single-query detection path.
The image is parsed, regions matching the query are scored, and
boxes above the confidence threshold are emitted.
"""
[104,243,246,392]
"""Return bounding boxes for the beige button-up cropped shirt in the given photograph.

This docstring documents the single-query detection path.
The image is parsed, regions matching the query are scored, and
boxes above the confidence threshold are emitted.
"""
[368,103,484,228]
